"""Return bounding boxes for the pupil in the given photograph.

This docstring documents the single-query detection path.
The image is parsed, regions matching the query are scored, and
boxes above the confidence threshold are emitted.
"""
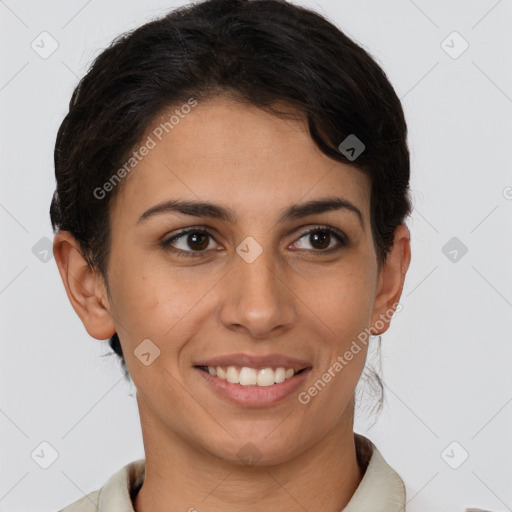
[311,231,329,249]
[189,233,208,251]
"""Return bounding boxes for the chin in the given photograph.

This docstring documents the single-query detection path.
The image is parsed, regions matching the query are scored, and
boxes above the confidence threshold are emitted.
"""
[203,431,304,468]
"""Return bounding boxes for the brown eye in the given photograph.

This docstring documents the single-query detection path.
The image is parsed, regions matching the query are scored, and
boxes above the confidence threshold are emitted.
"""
[185,232,209,251]
[161,228,218,257]
[290,227,347,252]
[309,230,331,250]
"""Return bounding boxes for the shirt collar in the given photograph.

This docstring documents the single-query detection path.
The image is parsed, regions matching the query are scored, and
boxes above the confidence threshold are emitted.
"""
[97,433,405,511]
[345,433,406,511]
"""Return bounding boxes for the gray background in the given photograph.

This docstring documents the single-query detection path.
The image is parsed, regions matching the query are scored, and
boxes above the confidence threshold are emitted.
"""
[1,0,511,510]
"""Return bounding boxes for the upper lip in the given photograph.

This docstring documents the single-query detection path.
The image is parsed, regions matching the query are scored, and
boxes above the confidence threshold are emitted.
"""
[194,353,311,370]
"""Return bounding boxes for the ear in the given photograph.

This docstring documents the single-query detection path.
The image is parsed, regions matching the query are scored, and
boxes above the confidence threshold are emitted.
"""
[53,230,116,340]
[370,224,411,334]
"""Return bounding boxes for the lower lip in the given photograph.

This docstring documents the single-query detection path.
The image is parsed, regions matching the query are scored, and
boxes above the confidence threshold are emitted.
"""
[195,367,312,407]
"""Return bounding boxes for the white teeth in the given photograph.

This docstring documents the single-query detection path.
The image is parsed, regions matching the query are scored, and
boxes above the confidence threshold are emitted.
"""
[226,366,240,384]
[274,367,286,383]
[239,367,257,386]
[208,365,300,386]
[256,368,275,387]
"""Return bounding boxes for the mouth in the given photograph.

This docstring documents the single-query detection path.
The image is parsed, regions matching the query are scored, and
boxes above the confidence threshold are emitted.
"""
[195,365,309,387]
[192,353,312,406]
[194,364,312,407]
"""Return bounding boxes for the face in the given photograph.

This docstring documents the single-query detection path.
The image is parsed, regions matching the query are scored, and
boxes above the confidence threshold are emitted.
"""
[57,96,409,465]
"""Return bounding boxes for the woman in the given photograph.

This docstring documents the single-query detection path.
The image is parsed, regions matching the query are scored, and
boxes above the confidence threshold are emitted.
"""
[51,0,411,510]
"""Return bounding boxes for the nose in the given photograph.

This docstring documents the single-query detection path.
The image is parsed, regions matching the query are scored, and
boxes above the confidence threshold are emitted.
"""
[217,243,298,339]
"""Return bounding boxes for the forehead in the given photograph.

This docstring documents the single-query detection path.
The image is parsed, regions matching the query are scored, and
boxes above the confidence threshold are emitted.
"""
[111,97,371,224]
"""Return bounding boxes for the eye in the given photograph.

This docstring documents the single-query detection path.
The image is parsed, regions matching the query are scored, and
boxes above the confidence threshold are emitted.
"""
[161,228,220,257]
[289,226,347,252]
[161,225,347,258]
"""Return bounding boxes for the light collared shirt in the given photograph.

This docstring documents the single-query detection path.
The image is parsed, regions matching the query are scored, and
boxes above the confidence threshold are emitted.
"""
[59,433,406,511]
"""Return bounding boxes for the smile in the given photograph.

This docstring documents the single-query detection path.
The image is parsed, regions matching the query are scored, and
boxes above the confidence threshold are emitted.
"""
[195,365,312,407]
[197,365,306,387]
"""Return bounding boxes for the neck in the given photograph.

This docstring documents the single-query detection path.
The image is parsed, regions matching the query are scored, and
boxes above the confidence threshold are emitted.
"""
[134,404,363,512]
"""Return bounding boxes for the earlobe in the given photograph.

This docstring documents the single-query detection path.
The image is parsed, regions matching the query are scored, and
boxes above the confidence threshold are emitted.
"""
[53,231,116,340]
[370,224,411,334]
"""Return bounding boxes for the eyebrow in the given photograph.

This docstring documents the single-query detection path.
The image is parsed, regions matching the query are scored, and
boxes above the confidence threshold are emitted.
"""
[137,197,364,228]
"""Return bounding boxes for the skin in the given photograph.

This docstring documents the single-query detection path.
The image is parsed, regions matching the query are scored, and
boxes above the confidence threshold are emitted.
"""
[54,96,411,512]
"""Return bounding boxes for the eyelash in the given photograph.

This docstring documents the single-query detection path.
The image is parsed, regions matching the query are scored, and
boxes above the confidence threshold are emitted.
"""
[160,225,348,258]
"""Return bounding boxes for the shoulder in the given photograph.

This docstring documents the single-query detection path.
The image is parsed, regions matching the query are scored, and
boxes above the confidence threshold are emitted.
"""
[58,459,146,512]
[58,489,101,512]
[344,433,405,511]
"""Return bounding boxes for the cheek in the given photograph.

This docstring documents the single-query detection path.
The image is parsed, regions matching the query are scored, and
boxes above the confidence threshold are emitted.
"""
[305,264,376,339]
[106,254,220,362]
[107,234,377,355]
[106,257,180,342]
[301,271,373,412]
